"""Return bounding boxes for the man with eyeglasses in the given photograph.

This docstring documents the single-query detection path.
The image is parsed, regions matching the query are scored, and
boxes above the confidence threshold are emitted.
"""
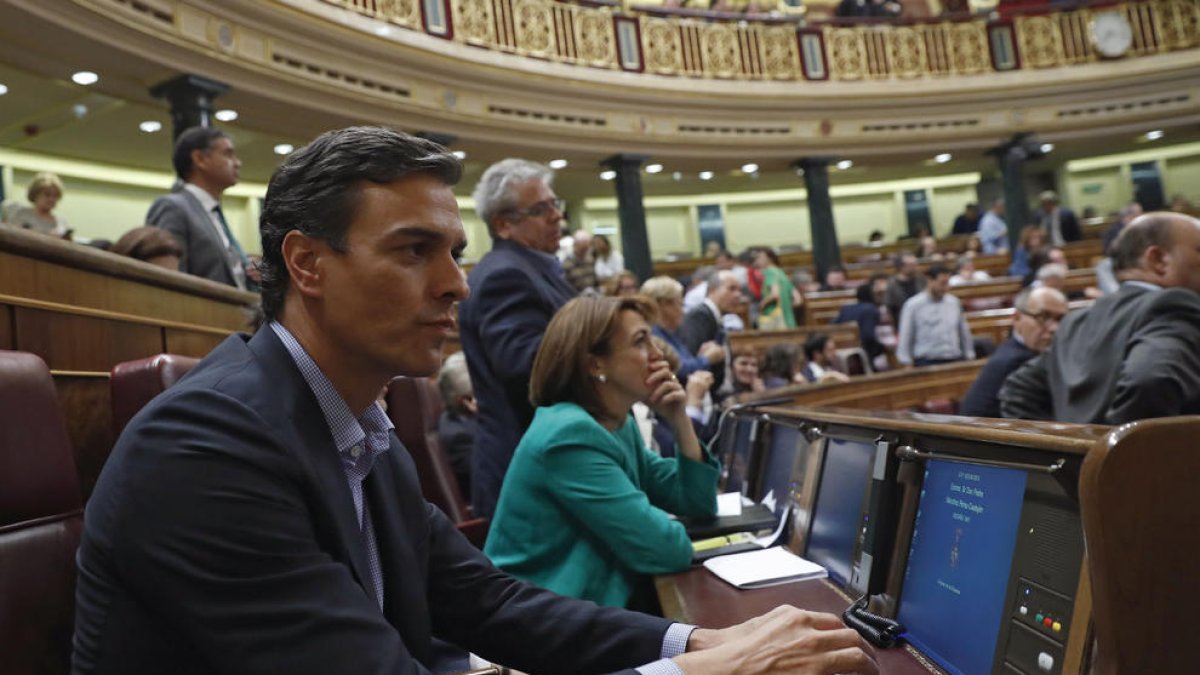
[459,159,577,518]
[1000,212,1200,424]
[958,287,1067,418]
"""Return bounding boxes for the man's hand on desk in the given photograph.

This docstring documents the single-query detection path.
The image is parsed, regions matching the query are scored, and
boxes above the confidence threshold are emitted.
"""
[674,606,878,674]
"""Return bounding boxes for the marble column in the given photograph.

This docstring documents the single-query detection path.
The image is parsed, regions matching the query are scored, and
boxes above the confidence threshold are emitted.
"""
[149,75,231,141]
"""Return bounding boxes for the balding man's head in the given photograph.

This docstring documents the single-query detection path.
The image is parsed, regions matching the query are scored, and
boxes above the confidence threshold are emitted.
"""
[1112,212,1200,293]
[572,230,592,258]
[1013,286,1068,352]
[707,270,742,314]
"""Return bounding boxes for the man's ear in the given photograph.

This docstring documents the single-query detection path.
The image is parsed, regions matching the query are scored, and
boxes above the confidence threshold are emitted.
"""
[491,215,512,241]
[281,230,324,301]
[1144,244,1169,276]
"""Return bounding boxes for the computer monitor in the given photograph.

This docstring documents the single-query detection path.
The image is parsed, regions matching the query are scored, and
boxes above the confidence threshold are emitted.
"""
[898,454,1088,675]
[719,414,758,494]
[753,424,807,516]
[804,437,875,586]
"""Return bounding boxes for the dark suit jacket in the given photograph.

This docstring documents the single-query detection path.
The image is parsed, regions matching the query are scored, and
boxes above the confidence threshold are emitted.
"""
[458,239,577,518]
[72,328,668,675]
[999,284,1200,424]
[146,188,241,287]
[959,336,1035,418]
[678,304,726,391]
[1059,207,1082,243]
[437,410,476,497]
[834,302,883,358]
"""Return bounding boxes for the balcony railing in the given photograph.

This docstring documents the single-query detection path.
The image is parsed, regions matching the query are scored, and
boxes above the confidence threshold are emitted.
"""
[320,0,1199,81]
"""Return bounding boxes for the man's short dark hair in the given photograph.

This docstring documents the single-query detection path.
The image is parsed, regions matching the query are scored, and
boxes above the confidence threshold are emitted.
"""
[926,264,950,279]
[258,126,462,320]
[172,127,228,181]
[855,282,874,304]
[1111,213,1176,274]
[804,333,830,362]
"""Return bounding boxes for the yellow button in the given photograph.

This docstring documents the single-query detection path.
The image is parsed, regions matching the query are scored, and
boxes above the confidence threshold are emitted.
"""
[1052,621,1062,632]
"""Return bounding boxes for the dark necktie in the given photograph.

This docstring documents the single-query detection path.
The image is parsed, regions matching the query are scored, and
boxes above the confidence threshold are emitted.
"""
[213,205,250,284]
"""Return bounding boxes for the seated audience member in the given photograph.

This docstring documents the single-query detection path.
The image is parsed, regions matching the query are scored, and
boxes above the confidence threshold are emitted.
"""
[835,274,890,363]
[5,171,71,238]
[963,234,983,256]
[111,226,184,270]
[801,334,850,384]
[437,352,478,497]
[958,287,1068,418]
[915,236,938,259]
[1031,263,1067,293]
[592,233,624,284]
[729,347,766,396]
[760,343,803,388]
[951,203,981,235]
[72,125,877,675]
[896,265,975,367]
[755,248,799,329]
[949,255,991,286]
[1036,190,1081,245]
[868,229,886,244]
[641,275,725,383]
[1001,212,1200,425]
[819,265,849,292]
[562,229,597,293]
[978,198,1009,255]
[1009,225,1046,278]
[885,253,926,331]
[605,269,640,297]
[484,295,719,609]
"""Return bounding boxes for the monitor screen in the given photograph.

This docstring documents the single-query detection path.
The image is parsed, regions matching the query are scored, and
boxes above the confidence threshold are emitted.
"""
[721,415,756,494]
[805,437,875,586]
[898,460,1029,675]
[755,424,804,516]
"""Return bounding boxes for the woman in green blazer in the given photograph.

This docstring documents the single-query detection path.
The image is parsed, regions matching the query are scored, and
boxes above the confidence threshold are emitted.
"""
[484,295,719,608]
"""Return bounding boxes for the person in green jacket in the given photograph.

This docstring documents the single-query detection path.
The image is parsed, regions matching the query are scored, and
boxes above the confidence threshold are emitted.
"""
[484,295,720,608]
[754,247,800,330]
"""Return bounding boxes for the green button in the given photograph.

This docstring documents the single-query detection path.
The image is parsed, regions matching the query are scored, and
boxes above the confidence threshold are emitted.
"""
[1035,613,1044,623]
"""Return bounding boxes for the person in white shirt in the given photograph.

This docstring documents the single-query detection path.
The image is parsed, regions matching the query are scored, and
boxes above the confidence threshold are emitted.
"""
[592,233,625,282]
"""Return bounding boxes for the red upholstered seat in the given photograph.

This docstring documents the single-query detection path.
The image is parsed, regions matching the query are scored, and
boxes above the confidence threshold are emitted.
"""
[0,350,84,675]
[110,354,201,440]
[385,377,488,548]
[915,398,959,415]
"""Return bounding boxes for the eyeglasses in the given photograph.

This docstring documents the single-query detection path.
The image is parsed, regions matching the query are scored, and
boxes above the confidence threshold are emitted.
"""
[1018,308,1066,326]
[507,198,565,219]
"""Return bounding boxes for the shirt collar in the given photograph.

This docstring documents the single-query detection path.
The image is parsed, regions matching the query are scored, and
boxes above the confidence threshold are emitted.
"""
[182,182,220,213]
[1122,280,1162,292]
[703,297,721,322]
[269,322,394,466]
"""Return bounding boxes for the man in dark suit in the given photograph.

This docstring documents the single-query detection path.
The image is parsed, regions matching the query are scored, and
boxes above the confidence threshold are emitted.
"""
[950,203,980,235]
[958,286,1067,418]
[146,126,256,290]
[72,127,877,675]
[678,269,742,393]
[1000,212,1200,424]
[834,274,889,362]
[457,159,577,518]
[1036,190,1081,246]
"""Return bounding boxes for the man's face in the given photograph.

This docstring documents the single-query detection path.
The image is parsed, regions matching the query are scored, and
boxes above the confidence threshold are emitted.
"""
[1040,199,1056,214]
[711,273,742,314]
[826,270,846,288]
[821,338,838,364]
[496,178,563,254]
[1159,218,1200,294]
[194,136,241,192]
[573,234,592,258]
[928,273,950,298]
[1013,290,1067,352]
[900,255,918,277]
[312,174,469,380]
[872,278,888,303]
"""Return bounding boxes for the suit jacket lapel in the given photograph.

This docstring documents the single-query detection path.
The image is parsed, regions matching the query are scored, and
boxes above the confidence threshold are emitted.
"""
[180,189,237,285]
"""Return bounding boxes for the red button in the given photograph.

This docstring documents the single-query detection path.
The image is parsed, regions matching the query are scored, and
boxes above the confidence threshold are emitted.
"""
[1043,617,1053,628]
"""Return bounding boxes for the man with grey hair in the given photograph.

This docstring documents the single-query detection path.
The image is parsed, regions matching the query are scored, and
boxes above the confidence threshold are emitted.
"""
[959,286,1068,418]
[458,159,577,517]
[437,352,477,497]
[562,228,597,293]
[1001,212,1200,424]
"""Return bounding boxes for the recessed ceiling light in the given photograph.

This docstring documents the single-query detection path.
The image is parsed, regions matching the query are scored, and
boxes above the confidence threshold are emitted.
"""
[1040,143,1055,153]
[139,120,163,133]
[699,171,714,180]
[934,153,952,164]
[836,160,854,170]
[72,104,88,119]
[548,159,568,169]
[0,83,8,96]
[273,143,294,155]
[600,170,616,181]
[741,163,758,174]
[645,163,664,174]
[214,109,238,122]
[672,171,682,181]
[1145,129,1164,141]
[71,71,99,86]
[451,150,466,160]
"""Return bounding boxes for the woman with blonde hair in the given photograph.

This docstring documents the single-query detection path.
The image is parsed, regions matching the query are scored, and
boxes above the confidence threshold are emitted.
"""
[485,295,718,609]
[5,172,71,238]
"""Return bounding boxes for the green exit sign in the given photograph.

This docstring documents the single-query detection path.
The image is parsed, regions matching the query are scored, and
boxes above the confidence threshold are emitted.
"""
[1082,183,1104,194]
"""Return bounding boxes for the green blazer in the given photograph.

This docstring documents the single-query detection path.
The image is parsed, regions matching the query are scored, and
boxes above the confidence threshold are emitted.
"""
[484,402,719,607]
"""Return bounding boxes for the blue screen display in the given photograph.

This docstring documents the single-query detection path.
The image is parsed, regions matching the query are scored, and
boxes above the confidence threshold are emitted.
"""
[723,417,755,493]
[898,460,1028,675]
[805,438,874,586]
[757,425,802,514]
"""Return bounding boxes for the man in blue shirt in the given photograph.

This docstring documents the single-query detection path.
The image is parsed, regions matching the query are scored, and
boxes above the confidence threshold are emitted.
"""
[978,198,1009,255]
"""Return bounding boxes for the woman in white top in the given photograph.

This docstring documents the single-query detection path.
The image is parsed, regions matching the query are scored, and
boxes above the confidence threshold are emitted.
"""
[948,255,992,287]
[593,234,624,282]
[4,172,71,238]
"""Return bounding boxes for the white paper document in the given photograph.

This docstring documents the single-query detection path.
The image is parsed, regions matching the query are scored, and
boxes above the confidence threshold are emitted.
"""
[702,546,828,589]
[716,491,743,517]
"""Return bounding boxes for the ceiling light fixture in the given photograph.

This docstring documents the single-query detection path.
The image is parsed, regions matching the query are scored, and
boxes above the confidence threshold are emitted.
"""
[139,120,163,133]
[1040,143,1055,153]
[741,163,758,174]
[452,150,466,160]
[600,170,616,181]
[836,160,854,170]
[273,143,295,155]
[934,153,952,164]
[699,171,714,180]
[549,159,568,169]
[71,71,99,86]
[645,163,664,174]
[1145,129,1164,141]
[214,109,239,122]
[0,83,8,96]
